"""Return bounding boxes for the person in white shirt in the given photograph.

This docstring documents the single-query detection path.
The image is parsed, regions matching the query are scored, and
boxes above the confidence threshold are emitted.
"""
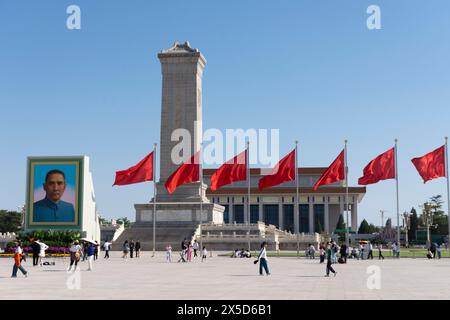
[201,246,208,263]
[257,242,270,275]
[68,240,82,272]
[37,241,49,266]
[166,244,172,263]
[192,240,199,259]
[103,241,111,259]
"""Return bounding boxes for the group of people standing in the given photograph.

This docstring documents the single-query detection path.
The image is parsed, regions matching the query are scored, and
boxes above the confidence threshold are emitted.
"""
[68,240,99,271]
[122,239,141,259]
[176,238,207,263]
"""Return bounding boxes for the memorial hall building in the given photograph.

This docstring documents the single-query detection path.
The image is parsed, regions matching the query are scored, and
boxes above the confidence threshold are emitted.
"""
[204,168,365,234]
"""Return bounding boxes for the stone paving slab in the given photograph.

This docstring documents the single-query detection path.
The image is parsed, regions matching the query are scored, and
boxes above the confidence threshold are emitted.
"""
[0,252,449,300]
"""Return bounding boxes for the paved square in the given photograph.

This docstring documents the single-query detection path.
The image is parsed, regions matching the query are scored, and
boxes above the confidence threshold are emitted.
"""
[1,252,449,300]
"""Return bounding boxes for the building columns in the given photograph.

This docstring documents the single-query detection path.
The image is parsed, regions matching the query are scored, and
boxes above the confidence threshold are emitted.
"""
[324,199,330,234]
[309,197,314,234]
[259,203,263,223]
[229,202,234,224]
[352,201,358,232]
[294,200,299,234]
[278,201,283,230]
[244,198,248,224]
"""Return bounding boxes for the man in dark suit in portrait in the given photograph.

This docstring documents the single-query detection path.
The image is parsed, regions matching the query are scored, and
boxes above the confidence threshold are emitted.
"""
[33,170,75,223]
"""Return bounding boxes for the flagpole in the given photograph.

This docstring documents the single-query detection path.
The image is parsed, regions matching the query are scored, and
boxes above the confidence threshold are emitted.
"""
[247,140,251,252]
[395,139,401,250]
[445,137,450,251]
[152,143,157,257]
[295,140,300,257]
[199,142,203,252]
[345,140,349,247]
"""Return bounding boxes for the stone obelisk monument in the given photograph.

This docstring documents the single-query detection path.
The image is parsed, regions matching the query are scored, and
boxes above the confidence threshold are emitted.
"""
[134,42,224,233]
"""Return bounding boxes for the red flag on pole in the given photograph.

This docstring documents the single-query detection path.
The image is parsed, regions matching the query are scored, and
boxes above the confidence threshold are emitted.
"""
[165,153,200,193]
[258,149,295,190]
[411,145,445,183]
[210,150,247,191]
[358,148,395,185]
[313,150,345,190]
[113,152,154,186]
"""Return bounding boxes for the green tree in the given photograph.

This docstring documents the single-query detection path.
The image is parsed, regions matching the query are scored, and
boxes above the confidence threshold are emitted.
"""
[315,219,323,233]
[336,214,345,230]
[358,219,371,234]
[335,214,346,241]
[408,207,419,241]
[367,223,380,234]
[428,195,448,235]
[0,210,22,233]
[116,217,132,228]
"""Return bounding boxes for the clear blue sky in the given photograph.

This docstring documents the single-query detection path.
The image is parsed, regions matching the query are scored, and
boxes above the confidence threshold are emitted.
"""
[1,1,450,227]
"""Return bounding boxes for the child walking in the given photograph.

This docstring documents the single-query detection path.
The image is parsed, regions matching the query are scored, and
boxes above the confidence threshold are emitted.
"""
[201,246,208,263]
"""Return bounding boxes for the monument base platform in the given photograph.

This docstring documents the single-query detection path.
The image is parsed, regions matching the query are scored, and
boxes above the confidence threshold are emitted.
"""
[112,202,225,251]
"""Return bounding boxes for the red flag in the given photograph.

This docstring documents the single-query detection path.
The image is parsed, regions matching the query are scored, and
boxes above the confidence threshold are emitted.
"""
[411,145,445,183]
[210,150,247,191]
[113,152,154,186]
[165,153,199,193]
[258,150,295,190]
[358,148,395,185]
[313,150,345,190]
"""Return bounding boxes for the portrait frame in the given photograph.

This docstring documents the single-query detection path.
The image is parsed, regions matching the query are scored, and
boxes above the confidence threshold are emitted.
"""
[26,156,84,230]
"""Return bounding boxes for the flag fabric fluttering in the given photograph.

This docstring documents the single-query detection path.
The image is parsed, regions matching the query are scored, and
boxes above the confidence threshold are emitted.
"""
[210,150,247,191]
[113,152,154,186]
[411,145,445,183]
[313,150,345,190]
[358,148,395,185]
[258,150,296,190]
[165,153,200,193]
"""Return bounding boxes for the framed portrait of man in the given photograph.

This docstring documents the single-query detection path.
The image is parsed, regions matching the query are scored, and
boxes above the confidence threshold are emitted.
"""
[26,157,84,229]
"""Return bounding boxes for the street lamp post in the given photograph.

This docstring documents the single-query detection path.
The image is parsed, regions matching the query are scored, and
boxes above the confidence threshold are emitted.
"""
[403,212,410,248]
[422,202,436,249]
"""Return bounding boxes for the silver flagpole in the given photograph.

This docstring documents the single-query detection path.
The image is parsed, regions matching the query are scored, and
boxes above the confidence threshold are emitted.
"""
[152,143,157,257]
[199,143,203,251]
[395,139,401,250]
[247,141,251,252]
[345,140,349,247]
[295,141,299,257]
[445,137,450,251]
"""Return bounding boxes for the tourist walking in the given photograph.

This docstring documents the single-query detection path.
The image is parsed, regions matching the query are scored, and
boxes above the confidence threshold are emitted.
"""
[437,244,442,259]
[331,242,338,264]
[202,246,208,263]
[319,243,325,263]
[129,240,135,258]
[378,244,384,260]
[135,240,141,258]
[325,242,337,277]
[193,240,199,258]
[94,241,99,260]
[186,242,193,262]
[339,243,347,263]
[367,241,374,260]
[68,240,82,272]
[309,244,316,259]
[256,242,270,276]
[38,240,49,266]
[166,244,172,263]
[31,239,40,266]
[82,242,89,261]
[122,240,130,259]
[11,241,28,278]
[103,240,111,259]
[87,242,95,271]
